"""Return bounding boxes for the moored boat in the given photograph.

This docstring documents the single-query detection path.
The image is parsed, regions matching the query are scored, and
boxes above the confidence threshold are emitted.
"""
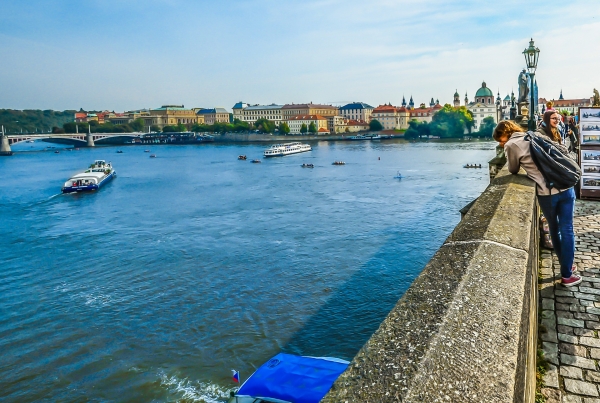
[62,160,116,193]
[238,155,247,160]
[301,163,314,168]
[264,142,311,157]
[228,353,349,403]
[347,134,368,140]
[332,161,345,165]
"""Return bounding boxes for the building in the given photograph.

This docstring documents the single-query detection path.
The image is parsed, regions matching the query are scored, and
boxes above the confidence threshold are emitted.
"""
[455,82,506,130]
[232,102,249,122]
[286,115,329,134]
[371,104,409,130]
[343,120,370,133]
[239,104,284,126]
[282,103,339,120]
[327,115,348,133]
[339,102,374,122]
[196,108,230,125]
[148,105,200,128]
[408,103,442,124]
[538,91,593,115]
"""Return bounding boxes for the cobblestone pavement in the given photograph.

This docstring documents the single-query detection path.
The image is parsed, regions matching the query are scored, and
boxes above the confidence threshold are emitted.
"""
[540,200,600,403]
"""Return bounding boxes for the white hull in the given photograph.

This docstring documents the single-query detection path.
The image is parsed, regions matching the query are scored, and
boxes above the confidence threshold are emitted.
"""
[264,142,311,157]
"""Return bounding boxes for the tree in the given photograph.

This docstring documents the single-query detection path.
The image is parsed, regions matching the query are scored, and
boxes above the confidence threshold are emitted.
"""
[150,125,160,132]
[308,122,317,133]
[300,123,308,134]
[430,104,472,138]
[278,122,290,135]
[130,118,145,132]
[476,116,496,138]
[404,119,430,139]
[255,118,276,134]
[369,119,383,131]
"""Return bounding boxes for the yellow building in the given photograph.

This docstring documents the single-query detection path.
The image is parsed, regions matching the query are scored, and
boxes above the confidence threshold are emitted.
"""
[282,103,337,119]
[195,108,230,125]
[286,115,329,134]
[150,105,199,127]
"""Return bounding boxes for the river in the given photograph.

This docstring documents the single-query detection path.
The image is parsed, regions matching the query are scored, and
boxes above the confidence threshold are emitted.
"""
[0,139,495,402]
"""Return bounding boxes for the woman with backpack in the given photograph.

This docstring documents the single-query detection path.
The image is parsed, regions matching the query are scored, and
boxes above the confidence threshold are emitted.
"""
[493,116,580,287]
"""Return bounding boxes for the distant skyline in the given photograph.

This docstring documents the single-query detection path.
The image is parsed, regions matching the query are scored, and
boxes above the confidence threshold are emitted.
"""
[1,0,599,111]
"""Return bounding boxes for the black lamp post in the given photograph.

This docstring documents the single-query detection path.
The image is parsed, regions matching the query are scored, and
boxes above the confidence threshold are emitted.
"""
[496,91,501,123]
[523,38,540,130]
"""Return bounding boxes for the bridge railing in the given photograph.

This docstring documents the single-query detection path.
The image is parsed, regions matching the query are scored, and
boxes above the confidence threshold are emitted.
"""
[322,165,539,403]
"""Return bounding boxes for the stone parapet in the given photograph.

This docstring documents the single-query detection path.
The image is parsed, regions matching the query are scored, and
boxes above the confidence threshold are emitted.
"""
[321,166,539,403]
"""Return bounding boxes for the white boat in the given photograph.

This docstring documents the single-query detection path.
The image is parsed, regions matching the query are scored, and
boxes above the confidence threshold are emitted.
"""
[263,142,311,157]
[394,171,403,179]
[61,160,116,193]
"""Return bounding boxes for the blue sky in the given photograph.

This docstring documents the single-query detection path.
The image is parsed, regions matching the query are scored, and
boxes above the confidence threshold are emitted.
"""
[0,0,599,111]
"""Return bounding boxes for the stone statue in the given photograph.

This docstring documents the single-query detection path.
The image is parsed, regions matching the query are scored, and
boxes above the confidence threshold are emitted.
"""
[518,69,529,103]
[594,88,600,106]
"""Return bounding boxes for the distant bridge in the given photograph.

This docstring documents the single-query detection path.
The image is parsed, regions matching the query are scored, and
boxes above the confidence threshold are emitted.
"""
[0,132,142,155]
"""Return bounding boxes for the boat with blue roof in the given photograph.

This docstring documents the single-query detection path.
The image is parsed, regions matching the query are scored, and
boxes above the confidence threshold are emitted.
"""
[61,160,116,193]
[229,353,349,403]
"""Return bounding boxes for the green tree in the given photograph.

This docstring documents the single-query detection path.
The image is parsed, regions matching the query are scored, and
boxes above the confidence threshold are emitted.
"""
[150,125,160,132]
[278,122,290,135]
[308,122,317,133]
[476,116,496,138]
[130,118,145,132]
[430,104,472,138]
[404,119,430,139]
[300,123,308,134]
[369,119,383,131]
[63,122,89,134]
[255,118,276,133]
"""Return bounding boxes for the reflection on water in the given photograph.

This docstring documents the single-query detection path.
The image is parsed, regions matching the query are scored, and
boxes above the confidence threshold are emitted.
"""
[0,140,495,402]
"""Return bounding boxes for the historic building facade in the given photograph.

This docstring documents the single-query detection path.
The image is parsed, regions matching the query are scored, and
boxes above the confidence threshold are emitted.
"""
[339,102,374,122]
[286,115,329,134]
[538,91,593,115]
[195,108,230,125]
[239,104,284,126]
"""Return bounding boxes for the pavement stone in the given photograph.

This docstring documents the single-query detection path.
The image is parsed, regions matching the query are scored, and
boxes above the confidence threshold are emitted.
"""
[564,379,599,396]
[562,366,585,380]
[539,201,600,401]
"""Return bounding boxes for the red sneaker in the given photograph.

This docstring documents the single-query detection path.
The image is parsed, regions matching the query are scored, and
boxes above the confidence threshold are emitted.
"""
[562,275,582,287]
[572,264,578,273]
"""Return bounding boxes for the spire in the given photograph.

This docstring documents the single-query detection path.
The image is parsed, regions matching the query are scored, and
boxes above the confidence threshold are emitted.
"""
[402,95,406,107]
[430,97,435,107]
[559,89,564,100]
[409,95,414,108]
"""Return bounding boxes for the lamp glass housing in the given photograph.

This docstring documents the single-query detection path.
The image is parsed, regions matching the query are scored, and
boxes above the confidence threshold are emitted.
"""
[523,39,540,73]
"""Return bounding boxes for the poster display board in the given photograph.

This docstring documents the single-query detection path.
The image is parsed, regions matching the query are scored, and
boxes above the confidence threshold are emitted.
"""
[579,107,600,200]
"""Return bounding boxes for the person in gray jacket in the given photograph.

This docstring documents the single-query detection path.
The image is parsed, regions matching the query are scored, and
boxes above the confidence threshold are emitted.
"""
[493,118,580,287]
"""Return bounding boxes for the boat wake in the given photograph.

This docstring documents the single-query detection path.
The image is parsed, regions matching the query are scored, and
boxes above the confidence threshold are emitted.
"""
[159,372,233,403]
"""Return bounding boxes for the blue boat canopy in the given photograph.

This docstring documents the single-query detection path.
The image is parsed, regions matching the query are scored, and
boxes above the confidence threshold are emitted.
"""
[235,353,349,403]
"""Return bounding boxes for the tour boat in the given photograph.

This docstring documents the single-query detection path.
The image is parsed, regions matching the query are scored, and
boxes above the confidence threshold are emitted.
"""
[228,353,349,403]
[263,142,311,157]
[238,155,247,160]
[348,134,368,140]
[62,160,116,193]
[332,161,345,165]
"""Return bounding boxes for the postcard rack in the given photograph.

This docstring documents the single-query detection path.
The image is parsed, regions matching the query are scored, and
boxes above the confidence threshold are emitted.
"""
[579,107,600,200]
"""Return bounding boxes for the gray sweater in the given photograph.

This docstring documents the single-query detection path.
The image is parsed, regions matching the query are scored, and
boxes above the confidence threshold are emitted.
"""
[504,132,562,196]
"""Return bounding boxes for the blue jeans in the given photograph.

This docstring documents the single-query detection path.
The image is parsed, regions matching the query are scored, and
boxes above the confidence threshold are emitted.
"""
[537,188,576,278]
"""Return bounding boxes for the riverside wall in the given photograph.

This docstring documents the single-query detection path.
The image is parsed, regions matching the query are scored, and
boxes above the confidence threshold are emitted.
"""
[322,165,540,403]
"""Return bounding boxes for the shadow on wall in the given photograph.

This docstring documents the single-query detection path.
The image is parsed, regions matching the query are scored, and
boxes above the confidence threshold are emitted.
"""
[282,207,459,361]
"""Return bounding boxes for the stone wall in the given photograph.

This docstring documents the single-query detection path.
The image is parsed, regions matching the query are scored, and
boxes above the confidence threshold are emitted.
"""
[321,166,539,403]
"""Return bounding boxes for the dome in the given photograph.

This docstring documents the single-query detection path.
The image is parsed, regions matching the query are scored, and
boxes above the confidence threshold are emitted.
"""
[454,89,460,97]
[475,82,494,97]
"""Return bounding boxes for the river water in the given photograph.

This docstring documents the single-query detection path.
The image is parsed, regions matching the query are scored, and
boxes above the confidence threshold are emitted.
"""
[0,139,495,402]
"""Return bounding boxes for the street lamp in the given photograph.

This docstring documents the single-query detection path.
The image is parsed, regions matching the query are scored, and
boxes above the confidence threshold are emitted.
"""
[523,38,540,130]
[496,91,502,123]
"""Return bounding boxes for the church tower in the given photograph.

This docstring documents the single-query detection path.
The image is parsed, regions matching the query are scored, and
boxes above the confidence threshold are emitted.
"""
[430,98,435,107]
[401,95,406,108]
[409,95,414,109]
[453,90,460,107]
[464,92,469,106]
